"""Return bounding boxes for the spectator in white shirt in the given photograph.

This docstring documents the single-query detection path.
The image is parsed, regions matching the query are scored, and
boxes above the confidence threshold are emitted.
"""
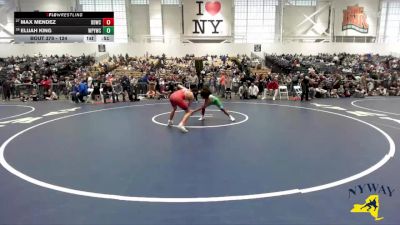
[248,83,259,99]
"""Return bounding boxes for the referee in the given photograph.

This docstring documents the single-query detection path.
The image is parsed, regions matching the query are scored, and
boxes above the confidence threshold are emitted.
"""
[301,73,310,101]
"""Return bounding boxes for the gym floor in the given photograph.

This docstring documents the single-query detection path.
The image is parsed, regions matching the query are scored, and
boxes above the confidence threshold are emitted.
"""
[0,97,399,225]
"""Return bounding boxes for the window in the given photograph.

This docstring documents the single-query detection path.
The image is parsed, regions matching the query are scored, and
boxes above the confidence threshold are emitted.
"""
[79,0,128,43]
[162,0,180,5]
[234,0,279,43]
[130,0,149,5]
[286,0,317,6]
[379,0,400,43]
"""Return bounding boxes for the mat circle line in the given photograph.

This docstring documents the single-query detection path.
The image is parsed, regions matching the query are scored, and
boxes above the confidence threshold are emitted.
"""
[152,109,249,128]
[0,105,36,121]
[351,98,400,116]
[0,102,395,203]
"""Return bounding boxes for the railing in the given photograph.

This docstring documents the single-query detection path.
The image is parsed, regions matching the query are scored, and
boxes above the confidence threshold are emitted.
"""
[282,36,332,43]
[129,35,182,43]
[0,83,71,101]
[332,36,376,43]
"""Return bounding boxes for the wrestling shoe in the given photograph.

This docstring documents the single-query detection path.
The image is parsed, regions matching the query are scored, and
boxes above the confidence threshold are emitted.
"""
[177,124,189,133]
[198,116,205,121]
[229,115,235,122]
[167,120,173,126]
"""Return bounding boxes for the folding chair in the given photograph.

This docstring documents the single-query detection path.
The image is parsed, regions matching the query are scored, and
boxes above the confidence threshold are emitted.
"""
[279,86,289,100]
[294,85,302,96]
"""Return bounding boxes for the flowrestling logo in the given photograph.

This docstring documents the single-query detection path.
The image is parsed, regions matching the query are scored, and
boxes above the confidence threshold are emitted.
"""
[348,183,395,221]
[342,5,369,33]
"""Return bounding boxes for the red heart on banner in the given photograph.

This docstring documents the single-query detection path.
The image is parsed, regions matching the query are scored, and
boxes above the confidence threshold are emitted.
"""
[205,1,221,16]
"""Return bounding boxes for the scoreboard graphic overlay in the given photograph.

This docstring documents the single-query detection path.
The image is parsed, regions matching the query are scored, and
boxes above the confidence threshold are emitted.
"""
[14,12,114,43]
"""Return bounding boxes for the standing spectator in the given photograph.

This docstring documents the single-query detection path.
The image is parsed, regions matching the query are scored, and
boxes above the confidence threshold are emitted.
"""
[219,70,226,97]
[40,76,52,99]
[102,81,116,104]
[209,75,216,93]
[91,78,102,101]
[300,74,310,101]
[121,75,134,102]
[188,73,199,102]
[2,78,11,101]
[224,74,232,99]
[232,74,240,95]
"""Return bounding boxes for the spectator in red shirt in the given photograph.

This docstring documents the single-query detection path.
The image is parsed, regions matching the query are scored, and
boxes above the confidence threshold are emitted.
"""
[264,75,279,101]
[40,76,52,95]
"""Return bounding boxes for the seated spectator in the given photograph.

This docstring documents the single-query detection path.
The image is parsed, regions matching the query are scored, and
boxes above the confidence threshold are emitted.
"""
[367,81,375,95]
[389,80,400,96]
[376,84,388,96]
[146,89,158,99]
[315,84,328,98]
[334,84,346,98]
[102,81,116,104]
[353,84,366,98]
[248,82,259,99]
[78,80,88,102]
[343,84,352,97]
[46,89,58,100]
[20,92,27,102]
[43,89,51,100]
[238,83,248,100]
[30,88,38,101]
[264,76,279,101]
[331,87,339,98]
[72,80,88,103]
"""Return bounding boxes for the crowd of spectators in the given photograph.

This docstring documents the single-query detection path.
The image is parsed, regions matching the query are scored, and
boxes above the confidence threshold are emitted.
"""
[265,53,400,98]
[1,52,400,104]
[0,53,97,102]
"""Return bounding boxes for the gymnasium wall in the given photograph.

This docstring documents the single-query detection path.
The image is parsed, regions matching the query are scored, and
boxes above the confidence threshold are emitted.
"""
[1,43,400,57]
[127,4,150,41]
[162,5,182,38]
[19,0,77,11]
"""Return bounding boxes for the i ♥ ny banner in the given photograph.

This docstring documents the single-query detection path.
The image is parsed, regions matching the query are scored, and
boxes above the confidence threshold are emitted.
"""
[183,0,232,36]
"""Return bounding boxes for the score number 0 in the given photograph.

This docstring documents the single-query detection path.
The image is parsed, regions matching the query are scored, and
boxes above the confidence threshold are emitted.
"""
[103,18,114,26]
[102,18,114,35]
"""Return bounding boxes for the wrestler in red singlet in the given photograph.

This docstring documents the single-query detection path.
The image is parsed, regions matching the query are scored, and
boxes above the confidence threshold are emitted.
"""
[169,89,189,111]
[168,85,194,133]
